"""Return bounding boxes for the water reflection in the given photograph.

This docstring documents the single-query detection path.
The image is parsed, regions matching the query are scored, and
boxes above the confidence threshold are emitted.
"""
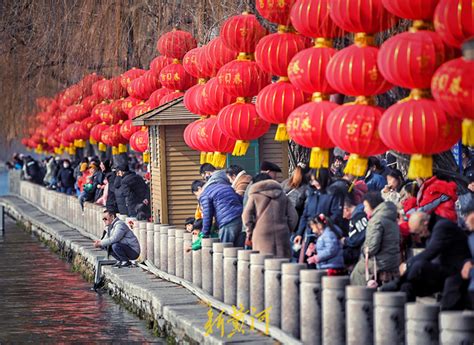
[0,216,163,343]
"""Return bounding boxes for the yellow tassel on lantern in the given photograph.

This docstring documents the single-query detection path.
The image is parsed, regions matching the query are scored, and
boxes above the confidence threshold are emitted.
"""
[68,146,76,155]
[232,140,250,156]
[407,154,433,180]
[213,152,227,168]
[98,142,107,152]
[206,152,214,163]
[344,154,368,177]
[112,146,119,155]
[275,123,290,141]
[118,143,127,153]
[90,138,97,145]
[309,147,330,169]
[200,152,206,164]
[143,151,150,163]
[462,119,474,147]
[74,139,86,148]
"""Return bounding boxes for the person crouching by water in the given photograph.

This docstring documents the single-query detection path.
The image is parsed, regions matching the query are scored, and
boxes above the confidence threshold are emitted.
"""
[94,209,140,268]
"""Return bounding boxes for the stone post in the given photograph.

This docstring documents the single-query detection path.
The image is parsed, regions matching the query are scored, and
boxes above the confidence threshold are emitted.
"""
[250,253,273,314]
[183,233,193,281]
[212,242,233,301]
[374,292,406,345]
[174,229,185,278]
[439,311,474,345]
[138,221,147,262]
[201,238,220,295]
[223,247,242,306]
[236,249,259,310]
[281,263,307,339]
[192,245,202,288]
[346,286,376,345]
[167,228,176,275]
[300,270,328,345]
[264,258,290,328]
[405,302,440,345]
[146,222,154,263]
[160,226,169,272]
[153,224,160,267]
[321,276,350,345]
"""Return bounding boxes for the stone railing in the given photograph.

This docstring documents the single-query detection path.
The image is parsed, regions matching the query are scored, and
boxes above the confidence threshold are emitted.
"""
[9,173,474,345]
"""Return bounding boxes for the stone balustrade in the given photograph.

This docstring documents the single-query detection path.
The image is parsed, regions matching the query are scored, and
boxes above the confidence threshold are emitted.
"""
[11,175,474,345]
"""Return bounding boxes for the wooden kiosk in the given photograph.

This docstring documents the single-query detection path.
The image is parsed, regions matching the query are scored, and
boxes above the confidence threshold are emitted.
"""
[133,97,289,225]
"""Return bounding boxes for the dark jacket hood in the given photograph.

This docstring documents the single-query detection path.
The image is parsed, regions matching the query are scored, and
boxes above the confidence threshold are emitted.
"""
[249,179,283,199]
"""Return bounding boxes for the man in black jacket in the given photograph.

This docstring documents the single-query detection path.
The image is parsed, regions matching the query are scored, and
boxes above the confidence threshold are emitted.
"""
[116,164,149,218]
[397,212,471,303]
[341,197,368,266]
[57,159,75,195]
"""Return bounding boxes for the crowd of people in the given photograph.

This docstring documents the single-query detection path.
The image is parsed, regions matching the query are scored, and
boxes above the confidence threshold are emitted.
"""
[8,153,151,220]
[8,148,474,310]
[186,151,474,311]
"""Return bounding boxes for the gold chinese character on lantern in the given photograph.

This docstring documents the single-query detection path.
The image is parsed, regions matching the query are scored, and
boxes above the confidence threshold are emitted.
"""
[240,28,248,37]
[234,73,242,85]
[292,117,300,131]
[416,55,429,69]
[435,73,449,91]
[347,122,358,135]
[301,117,311,131]
[361,122,372,137]
[277,0,286,7]
[448,76,462,96]
[224,73,232,84]
[288,60,303,75]
[368,66,378,81]
[173,73,181,81]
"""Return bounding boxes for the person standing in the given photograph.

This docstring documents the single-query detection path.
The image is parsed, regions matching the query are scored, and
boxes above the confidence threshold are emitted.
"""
[57,159,75,195]
[226,165,252,197]
[242,173,298,258]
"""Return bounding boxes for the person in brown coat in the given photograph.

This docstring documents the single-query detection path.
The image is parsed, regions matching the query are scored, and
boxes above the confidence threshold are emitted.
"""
[226,165,252,197]
[242,173,299,258]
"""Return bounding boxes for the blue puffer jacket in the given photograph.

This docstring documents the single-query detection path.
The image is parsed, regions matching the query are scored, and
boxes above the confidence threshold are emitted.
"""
[316,227,344,269]
[199,170,243,236]
[296,187,343,237]
[365,172,387,192]
[468,233,474,292]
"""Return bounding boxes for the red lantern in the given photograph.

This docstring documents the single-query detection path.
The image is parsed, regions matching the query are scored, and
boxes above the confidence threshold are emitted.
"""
[326,103,388,176]
[184,83,207,115]
[120,119,141,140]
[65,104,88,123]
[205,37,238,71]
[120,68,146,89]
[217,101,271,155]
[196,45,218,78]
[288,43,337,94]
[122,97,143,116]
[382,0,439,20]
[326,42,393,96]
[158,91,184,106]
[156,29,197,60]
[141,70,162,97]
[329,0,398,34]
[201,116,236,168]
[148,88,173,108]
[256,0,296,25]
[183,48,203,79]
[130,129,149,153]
[287,100,338,168]
[217,59,271,97]
[160,62,196,91]
[100,77,127,100]
[379,97,461,178]
[128,103,152,120]
[198,77,237,115]
[184,121,199,151]
[255,31,310,77]
[290,0,343,38]
[150,55,174,77]
[220,13,267,53]
[80,117,99,136]
[127,78,144,100]
[432,57,474,145]
[81,95,101,112]
[98,102,127,125]
[434,0,474,48]
[378,30,452,89]
[255,80,309,140]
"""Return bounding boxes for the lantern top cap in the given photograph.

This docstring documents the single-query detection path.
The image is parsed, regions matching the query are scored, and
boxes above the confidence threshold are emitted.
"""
[354,33,375,47]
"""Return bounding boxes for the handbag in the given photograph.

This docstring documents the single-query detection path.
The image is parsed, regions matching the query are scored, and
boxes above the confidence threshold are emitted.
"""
[365,249,378,288]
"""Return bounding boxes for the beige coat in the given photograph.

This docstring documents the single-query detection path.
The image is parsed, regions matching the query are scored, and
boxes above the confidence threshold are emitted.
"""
[242,179,298,258]
[232,171,253,196]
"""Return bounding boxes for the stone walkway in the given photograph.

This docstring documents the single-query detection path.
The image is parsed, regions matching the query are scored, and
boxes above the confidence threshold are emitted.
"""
[0,195,277,345]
